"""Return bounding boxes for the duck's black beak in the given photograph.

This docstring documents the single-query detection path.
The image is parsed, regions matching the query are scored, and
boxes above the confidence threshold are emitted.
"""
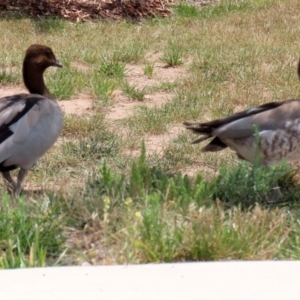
[54,59,63,68]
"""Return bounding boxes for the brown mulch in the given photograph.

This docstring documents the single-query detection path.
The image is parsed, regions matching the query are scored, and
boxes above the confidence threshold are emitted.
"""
[0,0,175,22]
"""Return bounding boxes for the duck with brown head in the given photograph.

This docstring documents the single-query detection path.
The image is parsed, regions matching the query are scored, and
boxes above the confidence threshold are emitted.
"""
[0,44,63,195]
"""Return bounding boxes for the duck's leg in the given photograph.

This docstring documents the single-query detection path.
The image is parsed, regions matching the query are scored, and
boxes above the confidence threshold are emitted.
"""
[15,169,28,196]
[2,171,17,192]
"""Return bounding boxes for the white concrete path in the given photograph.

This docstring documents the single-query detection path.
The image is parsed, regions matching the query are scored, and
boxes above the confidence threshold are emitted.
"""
[0,261,299,299]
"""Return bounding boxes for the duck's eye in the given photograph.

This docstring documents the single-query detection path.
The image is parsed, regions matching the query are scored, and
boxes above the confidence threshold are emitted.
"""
[46,49,53,56]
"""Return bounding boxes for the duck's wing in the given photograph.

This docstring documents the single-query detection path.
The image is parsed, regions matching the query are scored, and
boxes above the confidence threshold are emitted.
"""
[0,94,47,163]
[213,100,300,138]
[184,99,300,150]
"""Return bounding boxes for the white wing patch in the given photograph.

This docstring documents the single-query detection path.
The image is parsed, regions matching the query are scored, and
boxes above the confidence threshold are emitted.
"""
[0,101,26,127]
[10,103,43,144]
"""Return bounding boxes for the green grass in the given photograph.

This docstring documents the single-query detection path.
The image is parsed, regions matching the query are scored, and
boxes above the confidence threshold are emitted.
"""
[112,42,145,64]
[98,56,126,79]
[0,195,65,268]
[64,145,300,263]
[46,65,80,99]
[174,1,253,19]
[122,81,146,101]
[62,130,120,161]
[0,70,19,84]
[143,63,155,78]
[160,41,184,67]
[90,72,115,104]
[1,0,300,267]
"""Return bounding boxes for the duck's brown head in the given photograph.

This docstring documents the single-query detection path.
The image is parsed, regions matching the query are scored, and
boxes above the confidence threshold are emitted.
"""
[23,44,62,97]
[24,44,62,71]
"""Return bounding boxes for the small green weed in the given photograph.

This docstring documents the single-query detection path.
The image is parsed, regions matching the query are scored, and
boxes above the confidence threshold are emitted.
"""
[91,72,115,104]
[144,63,155,78]
[160,42,184,67]
[122,81,146,101]
[113,43,145,64]
[99,57,125,79]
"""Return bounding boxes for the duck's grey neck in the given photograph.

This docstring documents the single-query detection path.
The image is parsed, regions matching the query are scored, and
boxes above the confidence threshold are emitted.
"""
[22,62,53,99]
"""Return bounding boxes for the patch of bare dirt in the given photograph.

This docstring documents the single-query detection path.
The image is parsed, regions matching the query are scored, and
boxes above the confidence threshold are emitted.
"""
[143,92,173,107]
[60,94,93,115]
[145,124,183,153]
[145,51,163,63]
[107,90,173,120]
[71,62,91,72]
[0,85,26,97]
[126,58,186,89]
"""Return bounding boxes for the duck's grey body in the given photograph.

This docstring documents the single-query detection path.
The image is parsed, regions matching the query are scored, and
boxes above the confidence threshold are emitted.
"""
[184,99,300,165]
[0,94,63,171]
[0,44,63,194]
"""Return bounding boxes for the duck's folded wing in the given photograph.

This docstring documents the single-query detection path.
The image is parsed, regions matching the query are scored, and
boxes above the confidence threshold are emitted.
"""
[185,101,286,138]
[0,94,47,162]
[214,100,300,139]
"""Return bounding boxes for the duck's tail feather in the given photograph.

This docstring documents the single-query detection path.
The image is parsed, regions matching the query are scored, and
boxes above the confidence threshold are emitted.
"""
[183,122,228,152]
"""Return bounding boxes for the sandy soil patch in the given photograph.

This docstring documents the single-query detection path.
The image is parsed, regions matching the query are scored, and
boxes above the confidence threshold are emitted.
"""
[126,57,187,90]
[71,62,91,72]
[60,94,93,115]
[106,90,173,120]
[145,124,183,154]
[0,85,26,96]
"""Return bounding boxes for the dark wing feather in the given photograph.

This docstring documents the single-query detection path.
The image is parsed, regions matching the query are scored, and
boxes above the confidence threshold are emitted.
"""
[184,99,296,151]
[184,100,288,133]
[0,94,42,145]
